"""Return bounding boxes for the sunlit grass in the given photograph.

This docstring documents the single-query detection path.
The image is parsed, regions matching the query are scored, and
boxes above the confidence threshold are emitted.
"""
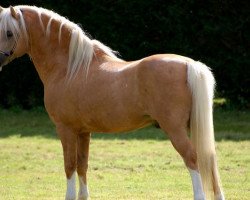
[0,108,249,199]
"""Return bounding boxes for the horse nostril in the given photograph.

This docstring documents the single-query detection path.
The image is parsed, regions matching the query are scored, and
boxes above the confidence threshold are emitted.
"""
[0,53,8,67]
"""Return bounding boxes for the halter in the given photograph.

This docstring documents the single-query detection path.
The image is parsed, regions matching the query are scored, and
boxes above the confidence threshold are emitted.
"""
[0,36,18,68]
[0,39,17,57]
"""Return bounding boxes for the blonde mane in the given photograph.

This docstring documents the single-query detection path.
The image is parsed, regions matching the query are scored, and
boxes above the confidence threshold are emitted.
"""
[1,5,120,79]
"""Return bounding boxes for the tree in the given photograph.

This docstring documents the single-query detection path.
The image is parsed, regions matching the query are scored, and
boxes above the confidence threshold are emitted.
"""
[0,0,249,108]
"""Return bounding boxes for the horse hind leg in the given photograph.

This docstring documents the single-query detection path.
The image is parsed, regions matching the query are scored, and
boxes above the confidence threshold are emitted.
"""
[159,121,206,200]
[157,115,224,200]
[151,92,205,199]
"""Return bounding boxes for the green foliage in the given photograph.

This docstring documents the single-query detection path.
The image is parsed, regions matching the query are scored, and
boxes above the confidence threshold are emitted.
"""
[0,0,249,108]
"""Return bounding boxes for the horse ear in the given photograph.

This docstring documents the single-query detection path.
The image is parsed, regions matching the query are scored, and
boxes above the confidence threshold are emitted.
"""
[0,6,4,12]
[10,6,20,20]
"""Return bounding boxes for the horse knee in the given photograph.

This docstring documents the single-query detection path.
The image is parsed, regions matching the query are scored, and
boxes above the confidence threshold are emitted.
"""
[65,161,77,179]
[64,147,77,178]
[56,124,78,178]
[77,161,88,176]
[76,133,90,177]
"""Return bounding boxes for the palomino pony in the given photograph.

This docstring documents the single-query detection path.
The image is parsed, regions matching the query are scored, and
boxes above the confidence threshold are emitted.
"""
[0,5,225,200]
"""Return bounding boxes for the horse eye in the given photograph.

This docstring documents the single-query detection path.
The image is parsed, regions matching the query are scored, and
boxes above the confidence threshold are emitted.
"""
[6,30,13,38]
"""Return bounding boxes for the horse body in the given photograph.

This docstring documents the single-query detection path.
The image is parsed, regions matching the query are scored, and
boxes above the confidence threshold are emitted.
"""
[45,53,191,134]
[0,5,225,200]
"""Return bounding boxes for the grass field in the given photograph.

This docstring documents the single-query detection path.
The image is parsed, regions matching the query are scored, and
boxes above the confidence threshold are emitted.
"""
[0,107,249,199]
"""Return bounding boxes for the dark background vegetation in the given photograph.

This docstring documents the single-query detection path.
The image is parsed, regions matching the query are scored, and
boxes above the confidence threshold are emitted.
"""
[0,0,249,109]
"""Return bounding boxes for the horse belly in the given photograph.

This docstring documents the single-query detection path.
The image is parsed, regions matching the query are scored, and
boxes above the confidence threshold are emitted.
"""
[78,98,154,133]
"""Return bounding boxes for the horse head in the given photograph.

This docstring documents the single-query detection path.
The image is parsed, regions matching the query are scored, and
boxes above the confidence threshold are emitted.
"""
[0,6,28,70]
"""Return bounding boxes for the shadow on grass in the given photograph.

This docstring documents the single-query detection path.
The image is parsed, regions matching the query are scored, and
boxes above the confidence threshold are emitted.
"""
[0,108,57,139]
[0,107,249,141]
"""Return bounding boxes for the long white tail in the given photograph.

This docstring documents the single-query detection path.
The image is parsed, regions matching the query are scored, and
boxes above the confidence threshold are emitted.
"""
[187,61,222,198]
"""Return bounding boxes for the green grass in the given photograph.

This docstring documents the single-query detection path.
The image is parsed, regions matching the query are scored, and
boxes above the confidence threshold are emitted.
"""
[0,108,249,199]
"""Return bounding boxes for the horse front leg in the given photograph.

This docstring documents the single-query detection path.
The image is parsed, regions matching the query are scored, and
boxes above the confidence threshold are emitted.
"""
[76,133,91,200]
[57,124,78,200]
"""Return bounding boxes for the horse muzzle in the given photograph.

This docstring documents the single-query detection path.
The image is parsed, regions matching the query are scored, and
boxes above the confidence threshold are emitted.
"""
[0,40,18,70]
[0,52,10,70]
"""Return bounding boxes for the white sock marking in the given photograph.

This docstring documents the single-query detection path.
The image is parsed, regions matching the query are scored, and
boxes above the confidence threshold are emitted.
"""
[65,172,76,200]
[215,193,225,200]
[78,176,89,200]
[188,168,206,200]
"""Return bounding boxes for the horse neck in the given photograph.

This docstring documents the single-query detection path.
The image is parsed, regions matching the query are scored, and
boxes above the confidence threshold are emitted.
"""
[25,9,70,85]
